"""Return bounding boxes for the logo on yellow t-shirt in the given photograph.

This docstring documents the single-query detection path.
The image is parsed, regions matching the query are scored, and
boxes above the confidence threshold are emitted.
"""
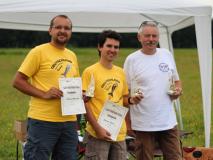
[51,59,72,71]
[101,78,122,103]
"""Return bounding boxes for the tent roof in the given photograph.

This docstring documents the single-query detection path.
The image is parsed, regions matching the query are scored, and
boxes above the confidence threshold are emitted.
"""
[0,0,211,32]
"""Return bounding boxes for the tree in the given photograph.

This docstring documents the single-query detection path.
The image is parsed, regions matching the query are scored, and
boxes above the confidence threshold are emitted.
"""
[0,20,212,48]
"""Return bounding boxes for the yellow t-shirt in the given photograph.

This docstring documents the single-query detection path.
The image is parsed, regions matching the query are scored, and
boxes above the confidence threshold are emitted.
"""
[82,62,129,141]
[18,43,80,122]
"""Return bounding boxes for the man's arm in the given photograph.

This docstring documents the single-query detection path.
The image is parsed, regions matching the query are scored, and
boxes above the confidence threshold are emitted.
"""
[12,72,62,99]
[125,111,136,137]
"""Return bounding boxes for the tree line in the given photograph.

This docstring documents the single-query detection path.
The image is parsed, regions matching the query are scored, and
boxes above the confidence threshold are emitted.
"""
[0,23,212,48]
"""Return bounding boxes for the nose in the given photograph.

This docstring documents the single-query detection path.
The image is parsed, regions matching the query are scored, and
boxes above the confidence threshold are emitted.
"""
[149,35,154,40]
[110,47,120,54]
[60,27,68,33]
[111,46,117,52]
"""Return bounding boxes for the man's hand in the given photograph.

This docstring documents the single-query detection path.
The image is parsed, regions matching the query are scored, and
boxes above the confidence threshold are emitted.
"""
[129,93,144,105]
[95,126,112,141]
[43,87,63,99]
[127,128,136,138]
[169,87,182,100]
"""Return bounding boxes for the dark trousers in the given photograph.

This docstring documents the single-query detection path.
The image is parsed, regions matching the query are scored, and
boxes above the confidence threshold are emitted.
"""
[24,118,78,160]
[134,126,182,160]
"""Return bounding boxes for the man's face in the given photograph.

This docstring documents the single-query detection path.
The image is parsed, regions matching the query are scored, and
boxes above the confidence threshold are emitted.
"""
[99,38,120,62]
[138,26,159,50]
[49,17,72,45]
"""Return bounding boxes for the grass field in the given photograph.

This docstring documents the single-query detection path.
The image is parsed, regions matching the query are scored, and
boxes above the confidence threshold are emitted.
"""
[0,48,212,159]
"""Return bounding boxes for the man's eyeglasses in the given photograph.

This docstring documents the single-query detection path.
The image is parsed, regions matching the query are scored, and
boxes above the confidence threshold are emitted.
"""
[52,25,72,31]
[139,20,158,29]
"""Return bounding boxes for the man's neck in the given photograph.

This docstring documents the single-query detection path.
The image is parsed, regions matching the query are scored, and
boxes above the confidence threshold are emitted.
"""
[50,42,65,50]
[141,48,156,55]
[99,58,113,69]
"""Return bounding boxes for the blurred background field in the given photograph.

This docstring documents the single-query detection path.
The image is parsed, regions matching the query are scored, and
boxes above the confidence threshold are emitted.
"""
[0,48,212,160]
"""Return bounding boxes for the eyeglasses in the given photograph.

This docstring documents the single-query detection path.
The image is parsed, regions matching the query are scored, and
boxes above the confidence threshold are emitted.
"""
[139,20,158,29]
[52,25,72,31]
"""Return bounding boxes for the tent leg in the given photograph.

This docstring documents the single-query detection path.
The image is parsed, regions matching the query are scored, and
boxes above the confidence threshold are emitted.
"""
[16,140,19,160]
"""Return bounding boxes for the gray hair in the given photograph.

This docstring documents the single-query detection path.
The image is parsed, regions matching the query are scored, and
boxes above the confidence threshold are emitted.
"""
[138,21,159,34]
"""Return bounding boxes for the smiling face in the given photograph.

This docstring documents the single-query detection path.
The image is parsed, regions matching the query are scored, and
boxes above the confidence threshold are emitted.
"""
[49,16,72,48]
[138,25,159,54]
[99,38,120,63]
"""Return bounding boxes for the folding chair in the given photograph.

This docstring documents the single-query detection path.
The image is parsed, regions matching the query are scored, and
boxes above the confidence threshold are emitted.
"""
[14,120,27,160]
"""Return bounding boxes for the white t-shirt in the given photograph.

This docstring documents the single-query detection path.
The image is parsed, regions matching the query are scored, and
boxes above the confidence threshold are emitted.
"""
[124,48,179,131]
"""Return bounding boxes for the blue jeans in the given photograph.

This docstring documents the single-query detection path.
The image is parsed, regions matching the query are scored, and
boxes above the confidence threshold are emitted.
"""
[24,118,78,160]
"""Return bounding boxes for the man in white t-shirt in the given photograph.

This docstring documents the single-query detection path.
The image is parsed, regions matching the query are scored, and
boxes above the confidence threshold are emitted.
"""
[124,21,183,160]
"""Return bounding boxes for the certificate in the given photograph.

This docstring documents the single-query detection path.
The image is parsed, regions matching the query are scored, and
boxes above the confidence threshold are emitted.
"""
[97,100,129,141]
[59,77,86,116]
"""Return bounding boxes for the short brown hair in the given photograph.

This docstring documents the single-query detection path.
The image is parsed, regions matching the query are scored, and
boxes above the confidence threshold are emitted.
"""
[49,15,72,29]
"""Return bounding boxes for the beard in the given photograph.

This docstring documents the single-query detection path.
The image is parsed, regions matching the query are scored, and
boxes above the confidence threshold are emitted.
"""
[54,33,70,45]
[55,38,69,45]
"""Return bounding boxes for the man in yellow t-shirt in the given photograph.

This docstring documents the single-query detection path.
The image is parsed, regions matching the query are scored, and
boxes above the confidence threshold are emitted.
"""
[12,15,79,160]
[82,30,143,160]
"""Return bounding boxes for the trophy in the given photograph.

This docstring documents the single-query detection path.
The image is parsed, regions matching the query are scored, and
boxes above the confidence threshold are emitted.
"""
[61,64,71,78]
[85,74,95,97]
[167,69,176,95]
[131,78,143,97]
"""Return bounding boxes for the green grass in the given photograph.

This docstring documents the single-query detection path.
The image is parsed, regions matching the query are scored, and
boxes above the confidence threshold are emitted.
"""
[0,48,212,159]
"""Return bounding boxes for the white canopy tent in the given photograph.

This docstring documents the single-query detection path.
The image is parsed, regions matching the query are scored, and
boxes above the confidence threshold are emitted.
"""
[0,0,212,147]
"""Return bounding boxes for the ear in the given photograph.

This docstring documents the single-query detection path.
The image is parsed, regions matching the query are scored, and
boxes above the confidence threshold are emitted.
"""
[97,44,101,51]
[48,27,52,36]
[137,33,141,42]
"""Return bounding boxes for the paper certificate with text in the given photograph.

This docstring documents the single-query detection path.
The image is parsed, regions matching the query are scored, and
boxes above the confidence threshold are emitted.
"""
[97,100,129,141]
[59,77,86,116]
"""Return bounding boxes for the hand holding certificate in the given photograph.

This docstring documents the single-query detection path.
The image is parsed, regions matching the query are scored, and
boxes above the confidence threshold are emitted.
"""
[97,100,129,141]
[59,77,86,116]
